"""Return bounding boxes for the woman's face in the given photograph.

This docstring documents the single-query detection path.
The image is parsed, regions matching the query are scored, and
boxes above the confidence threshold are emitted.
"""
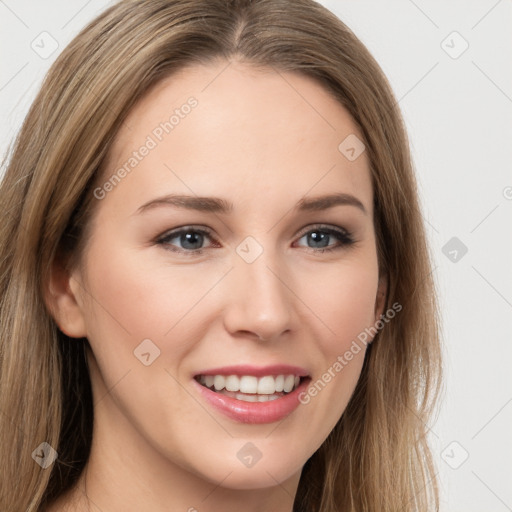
[67,61,385,490]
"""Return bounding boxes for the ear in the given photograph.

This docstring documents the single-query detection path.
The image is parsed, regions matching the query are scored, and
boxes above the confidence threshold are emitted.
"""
[374,274,388,322]
[44,254,87,338]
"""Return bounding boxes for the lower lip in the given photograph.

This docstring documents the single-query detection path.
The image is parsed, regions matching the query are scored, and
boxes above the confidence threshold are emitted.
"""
[192,378,310,424]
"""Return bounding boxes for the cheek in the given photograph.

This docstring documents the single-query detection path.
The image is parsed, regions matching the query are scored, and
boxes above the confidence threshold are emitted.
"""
[82,241,226,341]
[78,240,232,406]
[78,243,217,455]
[291,257,377,427]
[297,254,380,352]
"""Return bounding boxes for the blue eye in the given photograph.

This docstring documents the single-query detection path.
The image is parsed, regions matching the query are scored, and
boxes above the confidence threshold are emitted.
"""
[157,227,215,253]
[156,224,354,255]
[295,226,354,252]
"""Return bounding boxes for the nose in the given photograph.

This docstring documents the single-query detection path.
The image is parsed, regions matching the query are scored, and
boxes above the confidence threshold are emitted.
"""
[222,251,294,342]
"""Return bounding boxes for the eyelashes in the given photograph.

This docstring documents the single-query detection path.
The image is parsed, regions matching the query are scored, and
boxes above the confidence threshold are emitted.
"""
[294,225,355,252]
[156,224,355,256]
[156,227,218,254]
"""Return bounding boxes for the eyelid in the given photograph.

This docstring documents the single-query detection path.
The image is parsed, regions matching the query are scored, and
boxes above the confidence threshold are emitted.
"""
[155,225,219,254]
[156,225,216,241]
[294,223,351,239]
[293,223,356,252]
[155,223,355,254]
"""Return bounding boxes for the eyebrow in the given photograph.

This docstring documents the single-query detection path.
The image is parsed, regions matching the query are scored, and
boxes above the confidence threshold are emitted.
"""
[135,192,367,215]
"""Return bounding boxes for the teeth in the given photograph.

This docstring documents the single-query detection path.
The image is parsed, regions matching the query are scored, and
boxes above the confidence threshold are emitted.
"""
[257,376,275,394]
[213,375,225,391]
[198,373,302,395]
[235,392,258,402]
[225,375,240,392]
[283,375,295,392]
[227,390,280,402]
[240,376,258,393]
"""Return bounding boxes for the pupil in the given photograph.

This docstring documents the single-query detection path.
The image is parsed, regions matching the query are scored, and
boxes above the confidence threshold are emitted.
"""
[308,231,329,248]
[181,231,203,249]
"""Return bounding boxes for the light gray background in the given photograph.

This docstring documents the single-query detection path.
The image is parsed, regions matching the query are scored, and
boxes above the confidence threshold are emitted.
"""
[1,1,511,510]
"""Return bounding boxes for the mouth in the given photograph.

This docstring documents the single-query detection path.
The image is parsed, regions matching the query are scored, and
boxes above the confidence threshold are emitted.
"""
[192,364,311,424]
[194,373,305,403]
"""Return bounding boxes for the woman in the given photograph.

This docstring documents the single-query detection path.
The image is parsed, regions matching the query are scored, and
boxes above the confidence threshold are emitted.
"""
[0,0,441,510]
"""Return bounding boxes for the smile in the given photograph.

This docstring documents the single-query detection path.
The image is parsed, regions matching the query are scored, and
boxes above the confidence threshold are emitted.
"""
[192,365,311,424]
[195,374,303,402]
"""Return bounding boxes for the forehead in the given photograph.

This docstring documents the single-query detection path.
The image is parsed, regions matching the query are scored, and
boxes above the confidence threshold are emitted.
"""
[100,60,373,216]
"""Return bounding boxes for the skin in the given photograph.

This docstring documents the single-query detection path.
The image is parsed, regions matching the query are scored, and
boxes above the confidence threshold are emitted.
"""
[46,59,386,512]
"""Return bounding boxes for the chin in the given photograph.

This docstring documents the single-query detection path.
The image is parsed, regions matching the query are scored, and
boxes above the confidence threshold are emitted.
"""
[211,464,301,490]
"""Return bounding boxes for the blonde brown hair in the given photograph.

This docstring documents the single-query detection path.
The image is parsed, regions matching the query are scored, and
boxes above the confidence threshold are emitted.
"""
[0,1,441,510]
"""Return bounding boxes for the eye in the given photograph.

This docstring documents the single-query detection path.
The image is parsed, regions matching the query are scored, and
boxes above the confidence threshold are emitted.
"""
[156,226,218,253]
[155,224,354,255]
[294,225,355,252]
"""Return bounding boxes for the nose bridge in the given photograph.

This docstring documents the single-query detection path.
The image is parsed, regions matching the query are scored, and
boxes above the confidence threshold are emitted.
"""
[224,244,293,340]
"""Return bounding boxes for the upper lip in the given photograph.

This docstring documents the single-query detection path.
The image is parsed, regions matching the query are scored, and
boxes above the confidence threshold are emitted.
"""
[194,364,310,378]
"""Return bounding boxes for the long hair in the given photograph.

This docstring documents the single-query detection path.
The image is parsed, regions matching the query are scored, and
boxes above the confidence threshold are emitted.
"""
[0,1,442,510]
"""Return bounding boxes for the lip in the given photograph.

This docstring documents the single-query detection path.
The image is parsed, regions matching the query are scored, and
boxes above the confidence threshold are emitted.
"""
[193,364,310,378]
[192,376,311,424]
